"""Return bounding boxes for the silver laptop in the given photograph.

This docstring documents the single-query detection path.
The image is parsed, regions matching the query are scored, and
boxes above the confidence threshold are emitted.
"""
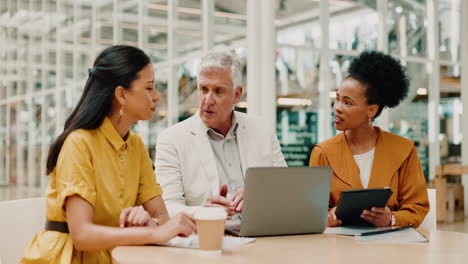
[225,167,332,237]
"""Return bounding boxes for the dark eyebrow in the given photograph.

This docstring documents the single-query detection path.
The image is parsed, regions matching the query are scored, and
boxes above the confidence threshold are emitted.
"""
[336,93,355,103]
[342,96,355,103]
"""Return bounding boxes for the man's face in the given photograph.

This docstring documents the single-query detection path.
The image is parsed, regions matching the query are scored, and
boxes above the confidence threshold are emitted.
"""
[198,67,242,132]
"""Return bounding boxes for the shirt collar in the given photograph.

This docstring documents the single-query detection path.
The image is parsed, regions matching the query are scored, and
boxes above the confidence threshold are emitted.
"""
[99,117,128,151]
[202,111,239,140]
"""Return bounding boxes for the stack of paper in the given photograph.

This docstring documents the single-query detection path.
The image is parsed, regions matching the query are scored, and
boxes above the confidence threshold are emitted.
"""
[158,235,256,249]
[325,226,393,236]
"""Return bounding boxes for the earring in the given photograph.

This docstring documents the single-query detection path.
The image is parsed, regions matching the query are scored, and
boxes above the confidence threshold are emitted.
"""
[119,103,126,119]
[369,118,372,126]
[118,105,125,125]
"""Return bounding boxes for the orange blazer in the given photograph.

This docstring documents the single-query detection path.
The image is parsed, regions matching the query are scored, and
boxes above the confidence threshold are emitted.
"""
[309,127,429,227]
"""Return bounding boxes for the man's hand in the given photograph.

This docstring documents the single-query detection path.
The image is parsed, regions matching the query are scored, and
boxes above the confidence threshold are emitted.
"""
[204,184,235,218]
[230,188,244,213]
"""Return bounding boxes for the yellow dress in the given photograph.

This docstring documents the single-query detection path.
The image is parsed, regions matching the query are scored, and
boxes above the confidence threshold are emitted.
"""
[21,117,162,264]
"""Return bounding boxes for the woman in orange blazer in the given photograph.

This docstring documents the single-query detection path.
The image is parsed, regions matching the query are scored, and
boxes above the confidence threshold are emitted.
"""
[310,51,429,228]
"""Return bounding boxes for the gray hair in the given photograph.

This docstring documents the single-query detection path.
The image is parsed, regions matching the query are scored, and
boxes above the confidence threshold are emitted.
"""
[197,52,242,89]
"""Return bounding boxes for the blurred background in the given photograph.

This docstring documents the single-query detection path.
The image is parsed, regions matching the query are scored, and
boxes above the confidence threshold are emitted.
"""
[0,0,467,230]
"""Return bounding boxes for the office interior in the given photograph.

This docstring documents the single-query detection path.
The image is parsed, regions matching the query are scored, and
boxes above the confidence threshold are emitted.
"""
[0,0,467,232]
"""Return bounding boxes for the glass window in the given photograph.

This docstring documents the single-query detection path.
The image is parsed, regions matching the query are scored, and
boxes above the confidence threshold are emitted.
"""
[389,61,430,180]
[388,0,428,58]
[147,1,169,63]
[276,47,320,166]
[0,105,6,183]
[439,98,462,163]
[176,60,199,122]
[329,1,378,51]
[439,0,460,65]
[148,66,169,157]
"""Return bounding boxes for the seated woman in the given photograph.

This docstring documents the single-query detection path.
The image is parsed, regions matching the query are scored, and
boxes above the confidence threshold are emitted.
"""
[309,51,429,227]
[22,45,195,263]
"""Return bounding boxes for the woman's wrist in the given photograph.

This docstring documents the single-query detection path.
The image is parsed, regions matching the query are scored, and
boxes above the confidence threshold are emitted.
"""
[150,224,171,244]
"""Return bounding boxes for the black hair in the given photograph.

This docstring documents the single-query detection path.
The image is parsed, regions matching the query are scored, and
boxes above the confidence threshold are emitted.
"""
[347,50,409,119]
[46,45,150,174]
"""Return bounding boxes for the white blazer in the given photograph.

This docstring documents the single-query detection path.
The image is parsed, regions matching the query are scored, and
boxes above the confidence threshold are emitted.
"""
[155,111,287,216]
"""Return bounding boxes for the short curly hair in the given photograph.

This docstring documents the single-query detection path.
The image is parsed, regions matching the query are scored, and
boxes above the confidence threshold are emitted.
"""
[347,50,409,119]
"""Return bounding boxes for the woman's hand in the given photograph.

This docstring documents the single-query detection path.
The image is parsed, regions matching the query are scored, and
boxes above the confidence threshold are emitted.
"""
[152,212,196,243]
[327,206,342,227]
[361,206,392,227]
[119,205,155,228]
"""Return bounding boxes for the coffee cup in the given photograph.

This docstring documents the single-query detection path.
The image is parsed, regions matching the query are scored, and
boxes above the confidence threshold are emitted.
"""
[193,207,227,251]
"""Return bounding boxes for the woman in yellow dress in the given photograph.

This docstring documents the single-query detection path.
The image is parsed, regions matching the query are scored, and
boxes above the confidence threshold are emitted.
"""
[309,51,429,227]
[21,45,196,263]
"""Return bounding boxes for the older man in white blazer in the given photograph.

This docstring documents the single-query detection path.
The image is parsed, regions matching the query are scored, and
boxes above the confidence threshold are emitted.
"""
[155,52,286,219]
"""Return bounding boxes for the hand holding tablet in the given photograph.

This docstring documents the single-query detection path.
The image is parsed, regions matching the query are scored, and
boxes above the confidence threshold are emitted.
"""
[335,188,393,226]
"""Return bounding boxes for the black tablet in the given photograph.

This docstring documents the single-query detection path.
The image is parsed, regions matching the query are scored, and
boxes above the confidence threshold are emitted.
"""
[335,187,393,226]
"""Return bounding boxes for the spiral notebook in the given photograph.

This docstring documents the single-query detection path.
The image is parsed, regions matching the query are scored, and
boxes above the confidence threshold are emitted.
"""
[355,227,429,242]
[358,225,412,236]
[326,226,429,243]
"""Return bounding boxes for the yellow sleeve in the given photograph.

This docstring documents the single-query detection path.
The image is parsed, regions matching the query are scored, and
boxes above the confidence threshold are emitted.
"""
[393,146,430,227]
[309,145,330,167]
[55,132,97,211]
[135,136,163,206]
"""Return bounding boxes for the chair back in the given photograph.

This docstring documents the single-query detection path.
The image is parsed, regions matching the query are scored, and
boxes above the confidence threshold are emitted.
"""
[419,189,436,229]
[0,197,45,264]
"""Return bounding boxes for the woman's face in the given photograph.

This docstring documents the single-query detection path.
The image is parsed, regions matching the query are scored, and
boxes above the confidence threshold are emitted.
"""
[333,77,377,131]
[124,63,159,121]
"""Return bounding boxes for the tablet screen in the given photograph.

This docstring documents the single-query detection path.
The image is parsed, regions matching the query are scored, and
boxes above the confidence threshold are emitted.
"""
[335,187,393,226]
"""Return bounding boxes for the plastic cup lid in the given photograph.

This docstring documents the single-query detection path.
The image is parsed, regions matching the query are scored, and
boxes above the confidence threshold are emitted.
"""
[193,207,227,220]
